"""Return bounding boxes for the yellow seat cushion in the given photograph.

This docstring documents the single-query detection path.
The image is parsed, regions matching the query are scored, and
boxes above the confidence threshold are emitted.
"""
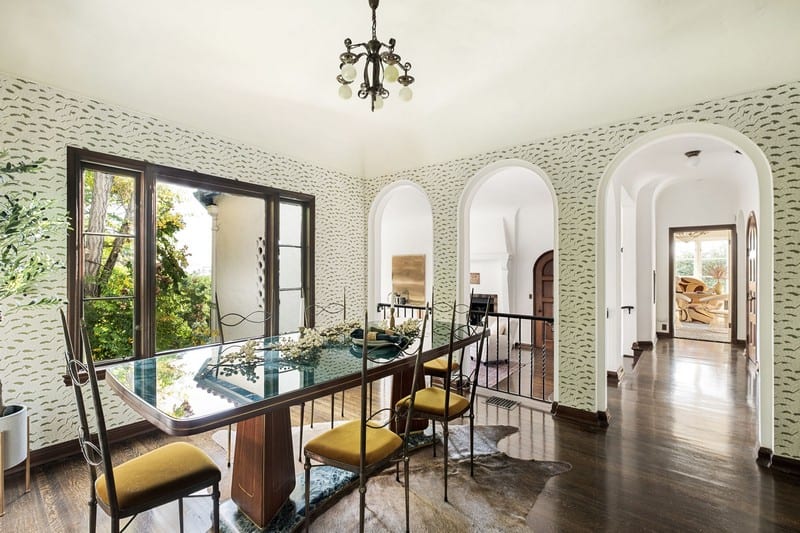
[423,356,459,375]
[397,387,470,418]
[96,441,220,512]
[305,420,402,467]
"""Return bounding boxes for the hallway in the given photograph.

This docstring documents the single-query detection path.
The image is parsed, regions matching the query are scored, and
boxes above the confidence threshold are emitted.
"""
[484,338,800,531]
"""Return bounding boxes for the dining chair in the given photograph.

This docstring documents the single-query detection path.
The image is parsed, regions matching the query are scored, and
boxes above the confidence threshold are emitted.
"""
[215,293,272,467]
[396,300,489,503]
[303,310,428,532]
[422,289,475,389]
[60,310,221,533]
[298,291,347,461]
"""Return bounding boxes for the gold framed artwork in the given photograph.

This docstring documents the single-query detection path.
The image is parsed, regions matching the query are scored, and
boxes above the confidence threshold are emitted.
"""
[392,254,425,304]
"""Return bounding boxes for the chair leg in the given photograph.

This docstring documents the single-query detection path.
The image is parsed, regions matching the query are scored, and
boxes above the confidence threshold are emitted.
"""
[432,420,437,457]
[403,455,411,533]
[330,393,335,428]
[310,399,315,429]
[443,420,449,503]
[88,473,98,533]
[470,414,475,477]
[304,457,312,532]
[179,497,184,533]
[298,402,305,463]
[212,482,220,533]
[111,518,120,533]
[0,431,4,517]
[358,476,367,533]
[226,424,232,468]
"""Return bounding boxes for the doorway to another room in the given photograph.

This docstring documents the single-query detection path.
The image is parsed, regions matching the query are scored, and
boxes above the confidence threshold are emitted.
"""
[670,225,735,343]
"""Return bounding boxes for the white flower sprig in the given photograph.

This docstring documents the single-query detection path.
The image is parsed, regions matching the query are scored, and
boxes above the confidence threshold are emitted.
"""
[318,319,362,344]
[379,317,421,339]
[274,327,324,363]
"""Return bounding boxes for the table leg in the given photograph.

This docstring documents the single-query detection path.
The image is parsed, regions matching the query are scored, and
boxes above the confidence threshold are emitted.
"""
[391,365,429,433]
[230,407,295,528]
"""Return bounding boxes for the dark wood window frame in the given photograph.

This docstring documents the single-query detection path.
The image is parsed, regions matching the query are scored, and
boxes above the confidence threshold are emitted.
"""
[66,147,315,364]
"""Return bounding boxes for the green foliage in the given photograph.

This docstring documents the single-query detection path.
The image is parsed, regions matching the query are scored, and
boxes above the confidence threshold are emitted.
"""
[0,151,67,318]
[84,180,212,360]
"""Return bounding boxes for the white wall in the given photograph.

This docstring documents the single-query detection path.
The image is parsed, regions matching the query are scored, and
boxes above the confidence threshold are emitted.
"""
[620,188,637,357]
[379,186,433,305]
[215,193,266,340]
[635,181,659,343]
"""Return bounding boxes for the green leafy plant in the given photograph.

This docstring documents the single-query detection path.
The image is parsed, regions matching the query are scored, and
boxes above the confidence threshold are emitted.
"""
[0,150,68,414]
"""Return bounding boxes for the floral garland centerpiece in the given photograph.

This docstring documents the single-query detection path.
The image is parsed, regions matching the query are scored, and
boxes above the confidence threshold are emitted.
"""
[317,319,362,346]
[378,317,422,339]
[271,327,324,365]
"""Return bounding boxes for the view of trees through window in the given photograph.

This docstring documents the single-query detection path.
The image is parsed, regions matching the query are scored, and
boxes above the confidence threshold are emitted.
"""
[82,169,213,360]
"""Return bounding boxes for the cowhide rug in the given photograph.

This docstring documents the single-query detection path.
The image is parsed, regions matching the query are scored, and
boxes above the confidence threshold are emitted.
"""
[309,425,571,532]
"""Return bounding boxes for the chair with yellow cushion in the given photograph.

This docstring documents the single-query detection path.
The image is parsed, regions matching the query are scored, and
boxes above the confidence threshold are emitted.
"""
[60,310,221,533]
[397,301,489,502]
[422,290,473,391]
[303,310,428,532]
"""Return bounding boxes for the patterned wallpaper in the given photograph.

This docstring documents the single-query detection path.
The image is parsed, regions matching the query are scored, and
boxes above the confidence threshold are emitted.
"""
[2,74,800,460]
[0,75,367,449]
[368,82,800,458]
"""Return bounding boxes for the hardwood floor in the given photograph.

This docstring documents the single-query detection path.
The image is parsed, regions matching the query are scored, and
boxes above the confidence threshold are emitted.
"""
[3,339,800,531]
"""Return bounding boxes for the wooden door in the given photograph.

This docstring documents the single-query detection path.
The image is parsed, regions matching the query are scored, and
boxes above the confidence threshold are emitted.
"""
[533,250,554,352]
[746,213,758,363]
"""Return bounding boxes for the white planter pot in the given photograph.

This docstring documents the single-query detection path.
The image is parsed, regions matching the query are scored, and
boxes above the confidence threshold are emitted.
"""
[0,405,28,470]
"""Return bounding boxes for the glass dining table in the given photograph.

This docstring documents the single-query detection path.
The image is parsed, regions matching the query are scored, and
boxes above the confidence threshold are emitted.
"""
[105,319,482,529]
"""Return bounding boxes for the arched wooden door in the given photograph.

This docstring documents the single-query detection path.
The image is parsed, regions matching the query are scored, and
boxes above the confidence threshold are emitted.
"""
[746,213,758,363]
[533,250,554,351]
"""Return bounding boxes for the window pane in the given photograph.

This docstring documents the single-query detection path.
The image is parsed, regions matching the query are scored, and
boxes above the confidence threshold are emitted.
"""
[279,289,303,334]
[84,298,134,361]
[82,170,136,235]
[83,236,134,298]
[279,246,302,288]
[280,202,303,246]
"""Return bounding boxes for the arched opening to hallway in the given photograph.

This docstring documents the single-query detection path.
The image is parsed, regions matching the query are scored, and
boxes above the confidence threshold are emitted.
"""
[597,123,774,451]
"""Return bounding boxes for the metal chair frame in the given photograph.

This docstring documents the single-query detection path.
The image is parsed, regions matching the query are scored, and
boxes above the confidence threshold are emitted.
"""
[298,293,347,461]
[401,301,489,503]
[215,293,273,467]
[303,310,429,533]
[61,310,220,533]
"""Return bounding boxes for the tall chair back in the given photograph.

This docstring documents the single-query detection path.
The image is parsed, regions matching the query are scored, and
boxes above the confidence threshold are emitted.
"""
[60,309,120,513]
[215,292,272,344]
[304,289,346,328]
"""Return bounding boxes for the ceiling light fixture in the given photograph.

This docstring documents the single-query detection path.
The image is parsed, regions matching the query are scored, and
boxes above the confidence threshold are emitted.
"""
[685,150,702,168]
[337,0,415,111]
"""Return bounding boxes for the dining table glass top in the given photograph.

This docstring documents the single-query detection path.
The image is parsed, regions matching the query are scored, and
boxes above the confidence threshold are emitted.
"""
[105,320,475,427]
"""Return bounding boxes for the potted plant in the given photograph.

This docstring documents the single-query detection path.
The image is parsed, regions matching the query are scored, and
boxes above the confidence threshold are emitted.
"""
[0,150,67,510]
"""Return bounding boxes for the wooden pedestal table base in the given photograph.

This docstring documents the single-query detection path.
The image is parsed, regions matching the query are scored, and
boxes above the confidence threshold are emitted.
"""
[231,408,295,528]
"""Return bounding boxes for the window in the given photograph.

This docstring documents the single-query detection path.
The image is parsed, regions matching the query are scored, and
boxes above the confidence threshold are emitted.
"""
[67,148,314,362]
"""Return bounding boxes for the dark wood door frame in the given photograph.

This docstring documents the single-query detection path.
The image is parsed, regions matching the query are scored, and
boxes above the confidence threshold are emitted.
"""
[746,213,758,363]
[533,250,554,350]
[668,224,737,340]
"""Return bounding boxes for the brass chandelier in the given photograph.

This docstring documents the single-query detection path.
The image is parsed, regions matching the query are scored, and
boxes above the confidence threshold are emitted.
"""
[337,0,415,111]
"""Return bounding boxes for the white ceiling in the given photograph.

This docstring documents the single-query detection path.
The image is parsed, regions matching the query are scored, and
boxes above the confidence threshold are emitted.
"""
[1,1,799,177]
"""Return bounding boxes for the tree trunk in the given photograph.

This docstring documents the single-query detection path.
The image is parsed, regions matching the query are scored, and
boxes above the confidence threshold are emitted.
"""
[97,191,136,290]
[84,172,113,297]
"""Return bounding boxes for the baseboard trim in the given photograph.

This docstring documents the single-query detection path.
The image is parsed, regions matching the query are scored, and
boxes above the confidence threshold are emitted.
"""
[633,341,654,350]
[769,452,800,476]
[757,447,773,468]
[4,419,157,477]
[731,339,746,348]
[656,331,672,339]
[551,402,610,429]
[607,367,624,387]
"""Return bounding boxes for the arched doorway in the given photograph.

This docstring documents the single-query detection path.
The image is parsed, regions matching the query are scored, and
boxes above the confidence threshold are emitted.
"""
[457,159,559,401]
[367,181,433,317]
[597,123,774,450]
